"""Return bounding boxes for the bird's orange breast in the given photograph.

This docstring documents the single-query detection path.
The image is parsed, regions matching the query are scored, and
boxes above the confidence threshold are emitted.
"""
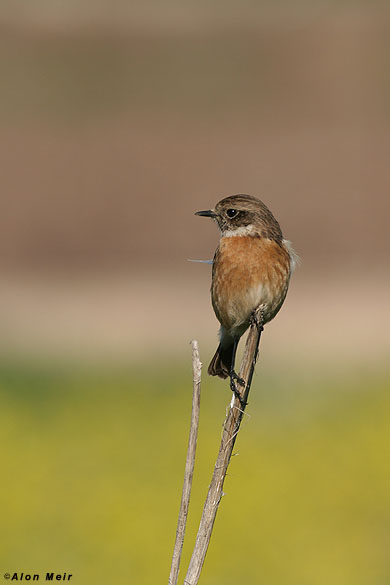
[211,235,291,336]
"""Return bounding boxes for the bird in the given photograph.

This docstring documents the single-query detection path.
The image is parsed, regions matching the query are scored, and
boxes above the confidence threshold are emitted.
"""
[195,194,297,400]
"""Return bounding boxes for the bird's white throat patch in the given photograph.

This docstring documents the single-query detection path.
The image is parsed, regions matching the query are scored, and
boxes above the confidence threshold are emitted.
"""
[222,224,257,238]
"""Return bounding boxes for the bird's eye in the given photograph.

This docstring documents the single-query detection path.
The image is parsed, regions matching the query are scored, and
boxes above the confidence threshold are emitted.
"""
[226,209,238,219]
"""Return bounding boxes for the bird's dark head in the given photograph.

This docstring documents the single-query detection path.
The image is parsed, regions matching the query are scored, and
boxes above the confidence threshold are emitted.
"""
[195,194,283,242]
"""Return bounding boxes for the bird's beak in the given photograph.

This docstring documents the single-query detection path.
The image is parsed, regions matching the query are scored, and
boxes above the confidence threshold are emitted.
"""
[195,209,217,218]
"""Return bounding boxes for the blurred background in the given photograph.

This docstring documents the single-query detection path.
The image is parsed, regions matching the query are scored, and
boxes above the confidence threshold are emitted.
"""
[0,1,389,584]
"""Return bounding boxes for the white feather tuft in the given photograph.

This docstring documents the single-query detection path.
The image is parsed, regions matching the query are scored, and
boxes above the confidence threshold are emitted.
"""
[283,239,300,273]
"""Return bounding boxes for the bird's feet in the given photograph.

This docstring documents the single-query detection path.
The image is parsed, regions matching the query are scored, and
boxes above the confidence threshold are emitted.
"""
[250,307,265,332]
[230,369,245,387]
[229,370,247,408]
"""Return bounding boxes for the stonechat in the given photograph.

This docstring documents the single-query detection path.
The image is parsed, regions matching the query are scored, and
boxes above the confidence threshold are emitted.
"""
[195,194,297,398]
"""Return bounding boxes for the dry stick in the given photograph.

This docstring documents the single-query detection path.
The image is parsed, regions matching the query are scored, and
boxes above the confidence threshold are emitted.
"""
[169,340,202,585]
[184,308,264,585]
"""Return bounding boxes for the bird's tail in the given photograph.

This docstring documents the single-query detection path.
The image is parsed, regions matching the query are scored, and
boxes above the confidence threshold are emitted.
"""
[208,340,234,379]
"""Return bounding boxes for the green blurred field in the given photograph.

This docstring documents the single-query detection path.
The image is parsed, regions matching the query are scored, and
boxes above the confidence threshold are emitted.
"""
[1,360,389,585]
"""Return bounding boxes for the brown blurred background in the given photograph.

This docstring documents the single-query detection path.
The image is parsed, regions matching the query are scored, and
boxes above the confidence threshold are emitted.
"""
[0,1,389,363]
[1,5,390,585]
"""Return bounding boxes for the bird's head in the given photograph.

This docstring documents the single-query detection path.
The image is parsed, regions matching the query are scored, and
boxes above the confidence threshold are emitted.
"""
[195,194,283,242]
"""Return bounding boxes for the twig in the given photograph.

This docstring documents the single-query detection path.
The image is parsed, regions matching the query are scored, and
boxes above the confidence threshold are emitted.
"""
[168,340,202,585]
[183,307,264,585]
